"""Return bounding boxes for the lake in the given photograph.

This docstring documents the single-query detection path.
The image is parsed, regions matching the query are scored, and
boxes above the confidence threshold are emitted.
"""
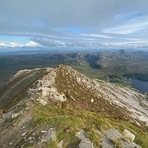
[129,79,148,93]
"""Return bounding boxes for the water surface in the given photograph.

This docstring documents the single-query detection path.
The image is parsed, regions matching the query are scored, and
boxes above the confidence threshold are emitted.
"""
[130,79,148,93]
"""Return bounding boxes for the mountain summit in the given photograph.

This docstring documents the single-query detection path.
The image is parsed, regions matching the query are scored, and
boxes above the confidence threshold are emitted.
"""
[0,65,148,148]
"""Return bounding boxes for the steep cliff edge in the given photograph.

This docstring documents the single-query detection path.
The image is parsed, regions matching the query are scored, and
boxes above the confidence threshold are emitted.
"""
[0,65,147,148]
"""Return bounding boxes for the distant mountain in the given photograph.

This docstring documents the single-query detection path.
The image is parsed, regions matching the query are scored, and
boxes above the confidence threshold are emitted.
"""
[0,50,148,88]
[0,65,147,147]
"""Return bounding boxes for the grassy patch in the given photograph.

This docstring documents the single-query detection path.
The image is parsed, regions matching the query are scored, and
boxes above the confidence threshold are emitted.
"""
[33,101,148,148]
[112,139,122,148]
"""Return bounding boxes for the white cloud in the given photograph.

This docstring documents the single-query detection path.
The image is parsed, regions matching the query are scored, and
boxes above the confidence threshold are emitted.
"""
[25,41,39,47]
[81,34,113,38]
[0,41,39,48]
[104,14,148,35]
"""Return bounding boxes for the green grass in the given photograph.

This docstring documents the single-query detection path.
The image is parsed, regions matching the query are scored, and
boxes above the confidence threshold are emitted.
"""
[32,101,148,148]
[112,138,122,148]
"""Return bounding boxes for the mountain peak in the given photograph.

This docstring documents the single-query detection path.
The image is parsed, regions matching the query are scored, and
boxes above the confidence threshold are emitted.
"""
[0,65,148,147]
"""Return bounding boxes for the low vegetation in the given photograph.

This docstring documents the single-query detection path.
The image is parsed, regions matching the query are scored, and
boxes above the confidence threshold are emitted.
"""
[33,101,148,148]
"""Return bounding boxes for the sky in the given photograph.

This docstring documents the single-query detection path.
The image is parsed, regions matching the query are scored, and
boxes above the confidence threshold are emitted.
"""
[0,0,148,48]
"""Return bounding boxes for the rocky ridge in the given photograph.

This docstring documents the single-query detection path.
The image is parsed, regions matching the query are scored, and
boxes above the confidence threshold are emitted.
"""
[0,65,148,147]
[55,65,148,125]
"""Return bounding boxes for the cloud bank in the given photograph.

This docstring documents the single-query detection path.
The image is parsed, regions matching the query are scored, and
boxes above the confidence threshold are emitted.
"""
[0,41,39,48]
[0,0,148,48]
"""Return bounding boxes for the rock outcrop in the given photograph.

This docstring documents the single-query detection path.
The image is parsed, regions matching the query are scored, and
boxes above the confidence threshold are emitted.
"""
[99,129,141,148]
[76,129,94,148]
[123,129,135,142]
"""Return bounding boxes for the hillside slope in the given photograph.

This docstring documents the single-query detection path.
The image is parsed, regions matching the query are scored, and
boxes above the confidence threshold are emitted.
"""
[0,65,148,148]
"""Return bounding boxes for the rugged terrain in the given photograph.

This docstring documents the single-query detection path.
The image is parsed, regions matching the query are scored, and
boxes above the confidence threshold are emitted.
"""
[1,50,148,87]
[0,65,148,148]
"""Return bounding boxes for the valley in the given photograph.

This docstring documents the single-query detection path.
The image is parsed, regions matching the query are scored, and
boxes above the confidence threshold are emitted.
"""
[0,49,148,93]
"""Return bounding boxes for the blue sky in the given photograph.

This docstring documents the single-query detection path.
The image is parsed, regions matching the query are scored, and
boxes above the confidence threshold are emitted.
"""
[0,0,148,48]
[0,35,29,43]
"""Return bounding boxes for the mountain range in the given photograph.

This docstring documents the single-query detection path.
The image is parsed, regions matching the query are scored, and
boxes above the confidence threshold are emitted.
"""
[1,49,148,88]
